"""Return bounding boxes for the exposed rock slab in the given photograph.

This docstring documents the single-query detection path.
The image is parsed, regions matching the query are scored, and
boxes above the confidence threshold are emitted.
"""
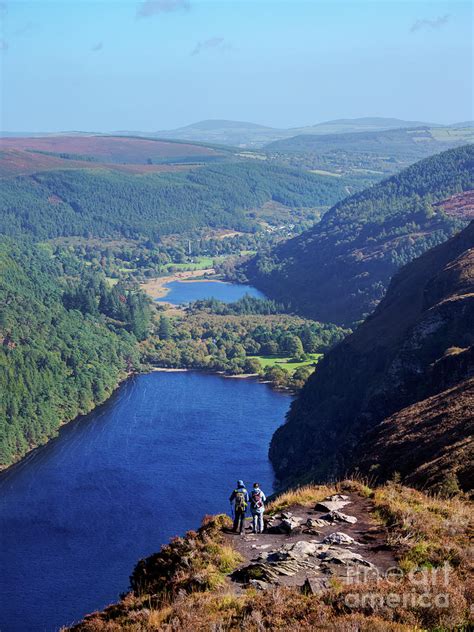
[322,532,361,546]
[301,577,330,595]
[321,510,358,524]
[319,548,374,567]
[315,495,352,512]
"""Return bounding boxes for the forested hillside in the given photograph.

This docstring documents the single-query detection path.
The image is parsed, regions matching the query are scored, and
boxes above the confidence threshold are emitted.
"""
[0,161,350,240]
[270,222,474,492]
[0,240,149,468]
[246,145,474,325]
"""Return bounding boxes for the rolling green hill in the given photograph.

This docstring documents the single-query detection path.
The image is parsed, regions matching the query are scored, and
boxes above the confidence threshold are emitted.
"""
[246,145,474,325]
[265,126,474,175]
[0,161,352,241]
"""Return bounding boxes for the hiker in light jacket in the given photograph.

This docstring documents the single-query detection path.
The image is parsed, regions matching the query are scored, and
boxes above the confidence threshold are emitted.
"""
[229,480,249,534]
[250,482,266,534]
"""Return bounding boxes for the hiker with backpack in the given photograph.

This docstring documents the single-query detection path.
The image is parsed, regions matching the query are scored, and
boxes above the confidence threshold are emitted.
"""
[229,480,249,534]
[250,482,267,534]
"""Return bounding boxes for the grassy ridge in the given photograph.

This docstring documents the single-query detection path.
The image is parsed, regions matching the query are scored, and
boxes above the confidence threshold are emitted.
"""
[67,480,473,631]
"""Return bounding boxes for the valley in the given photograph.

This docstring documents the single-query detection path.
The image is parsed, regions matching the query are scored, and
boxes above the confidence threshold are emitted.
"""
[246,145,474,325]
[2,0,473,627]
[0,130,472,632]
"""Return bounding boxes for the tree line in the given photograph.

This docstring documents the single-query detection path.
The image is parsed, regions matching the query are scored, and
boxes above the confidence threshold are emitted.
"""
[144,300,349,389]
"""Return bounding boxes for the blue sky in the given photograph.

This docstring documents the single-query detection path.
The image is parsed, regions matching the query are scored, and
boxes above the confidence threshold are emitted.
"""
[0,0,472,131]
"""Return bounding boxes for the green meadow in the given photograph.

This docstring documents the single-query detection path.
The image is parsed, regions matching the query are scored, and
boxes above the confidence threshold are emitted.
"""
[164,256,221,272]
[250,353,323,374]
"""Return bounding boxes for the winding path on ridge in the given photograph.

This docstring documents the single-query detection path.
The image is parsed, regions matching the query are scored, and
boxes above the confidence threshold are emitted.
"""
[224,492,397,594]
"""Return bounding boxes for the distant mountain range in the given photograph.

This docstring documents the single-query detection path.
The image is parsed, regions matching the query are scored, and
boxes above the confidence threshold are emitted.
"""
[150,117,446,147]
[3,117,472,148]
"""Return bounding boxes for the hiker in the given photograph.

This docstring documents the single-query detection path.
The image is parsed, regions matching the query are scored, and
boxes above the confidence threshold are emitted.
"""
[229,480,249,534]
[250,482,267,534]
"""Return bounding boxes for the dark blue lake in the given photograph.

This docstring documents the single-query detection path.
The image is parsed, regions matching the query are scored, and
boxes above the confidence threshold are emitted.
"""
[0,372,290,632]
[156,280,265,305]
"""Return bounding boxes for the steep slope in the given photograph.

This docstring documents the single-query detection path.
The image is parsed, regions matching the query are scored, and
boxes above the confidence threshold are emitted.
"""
[0,239,144,468]
[269,222,474,491]
[359,377,473,491]
[246,145,474,325]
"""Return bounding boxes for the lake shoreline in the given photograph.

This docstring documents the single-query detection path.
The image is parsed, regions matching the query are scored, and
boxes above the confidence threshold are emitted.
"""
[0,371,291,632]
[149,364,295,393]
[0,368,135,476]
[0,366,292,477]
[141,268,218,301]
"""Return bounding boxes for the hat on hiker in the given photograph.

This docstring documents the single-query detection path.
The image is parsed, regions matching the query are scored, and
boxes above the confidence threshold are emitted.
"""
[237,480,245,488]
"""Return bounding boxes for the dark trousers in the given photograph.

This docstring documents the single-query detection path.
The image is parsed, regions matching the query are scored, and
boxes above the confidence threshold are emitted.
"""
[233,509,245,533]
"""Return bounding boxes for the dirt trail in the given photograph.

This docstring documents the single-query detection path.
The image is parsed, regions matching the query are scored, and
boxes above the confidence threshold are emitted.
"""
[224,493,396,594]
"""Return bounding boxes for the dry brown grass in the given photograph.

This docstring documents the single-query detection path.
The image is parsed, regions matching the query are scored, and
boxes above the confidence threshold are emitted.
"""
[267,483,336,513]
[372,482,473,572]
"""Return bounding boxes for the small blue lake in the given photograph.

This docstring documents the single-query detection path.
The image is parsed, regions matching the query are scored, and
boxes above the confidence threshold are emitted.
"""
[156,280,265,305]
[0,372,290,632]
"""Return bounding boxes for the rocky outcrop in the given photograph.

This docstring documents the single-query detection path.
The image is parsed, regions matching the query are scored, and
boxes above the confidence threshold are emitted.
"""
[67,483,473,631]
[270,222,474,491]
[230,493,387,592]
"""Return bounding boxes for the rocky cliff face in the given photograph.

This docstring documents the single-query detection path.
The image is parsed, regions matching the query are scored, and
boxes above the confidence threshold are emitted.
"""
[270,222,474,491]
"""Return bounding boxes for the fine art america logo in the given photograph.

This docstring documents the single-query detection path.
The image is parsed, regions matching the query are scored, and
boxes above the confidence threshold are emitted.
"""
[343,562,452,610]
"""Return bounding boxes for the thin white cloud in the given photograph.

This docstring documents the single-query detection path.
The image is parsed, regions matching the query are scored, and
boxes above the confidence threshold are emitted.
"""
[191,37,230,56]
[92,42,103,52]
[136,0,190,19]
[410,14,450,33]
